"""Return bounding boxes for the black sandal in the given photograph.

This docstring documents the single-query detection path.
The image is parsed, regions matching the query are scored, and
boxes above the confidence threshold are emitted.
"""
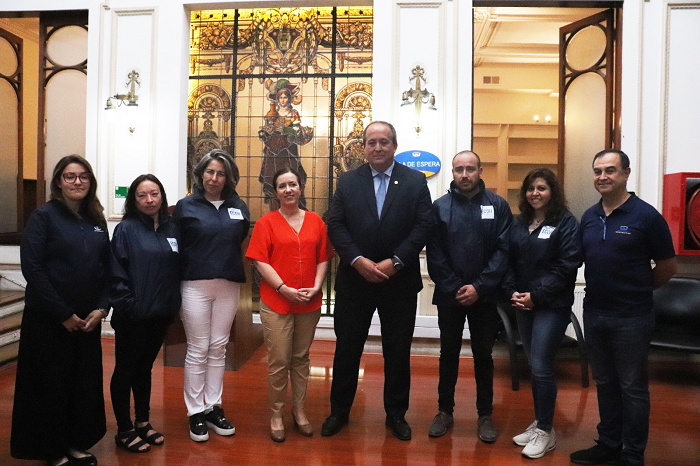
[135,423,164,446]
[66,450,97,466]
[114,430,151,453]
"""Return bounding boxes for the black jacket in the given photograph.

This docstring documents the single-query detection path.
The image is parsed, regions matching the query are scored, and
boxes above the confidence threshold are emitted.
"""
[21,199,111,323]
[427,180,512,306]
[503,210,582,310]
[173,187,250,283]
[110,213,181,321]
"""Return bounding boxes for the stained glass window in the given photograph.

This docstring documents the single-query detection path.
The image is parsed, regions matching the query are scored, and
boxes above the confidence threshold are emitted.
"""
[188,7,373,314]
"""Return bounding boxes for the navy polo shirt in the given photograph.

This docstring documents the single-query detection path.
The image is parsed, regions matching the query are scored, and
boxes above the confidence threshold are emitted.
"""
[581,193,675,316]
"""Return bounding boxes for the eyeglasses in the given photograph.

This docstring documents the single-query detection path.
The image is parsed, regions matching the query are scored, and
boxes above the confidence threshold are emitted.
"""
[62,172,92,183]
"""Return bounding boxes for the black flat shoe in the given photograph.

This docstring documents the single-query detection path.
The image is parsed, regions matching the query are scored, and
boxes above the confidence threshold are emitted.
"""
[66,450,97,466]
[385,415,412,441]
[321,414,349,437]
[47,457,76,466]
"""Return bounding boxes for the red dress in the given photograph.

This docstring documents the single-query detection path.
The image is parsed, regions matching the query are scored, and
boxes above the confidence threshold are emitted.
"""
[246,210,334,314]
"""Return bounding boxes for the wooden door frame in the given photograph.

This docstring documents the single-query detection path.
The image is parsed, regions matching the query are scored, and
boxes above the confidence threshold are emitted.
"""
[0,26,23,244]
[37,10,88,206]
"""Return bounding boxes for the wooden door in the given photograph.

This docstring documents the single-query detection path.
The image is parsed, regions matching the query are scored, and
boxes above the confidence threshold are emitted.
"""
[559,9,621,218]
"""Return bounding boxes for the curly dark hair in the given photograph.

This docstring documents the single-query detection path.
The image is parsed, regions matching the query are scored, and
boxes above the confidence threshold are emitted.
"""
[123,174,170,221]
[50,155,107,231]
[518,167,568,224]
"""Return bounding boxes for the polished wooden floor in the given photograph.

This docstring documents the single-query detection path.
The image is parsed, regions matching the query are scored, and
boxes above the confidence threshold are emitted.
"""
[1,338,699,466]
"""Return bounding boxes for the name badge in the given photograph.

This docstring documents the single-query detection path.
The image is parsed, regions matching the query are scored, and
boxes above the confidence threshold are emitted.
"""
[481,205,494,219]
[538,226,556,239]
[167,238,179,252]
[228,208,244,220]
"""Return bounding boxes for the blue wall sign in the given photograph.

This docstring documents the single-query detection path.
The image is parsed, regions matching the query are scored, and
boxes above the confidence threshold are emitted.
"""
[395,150,442,177]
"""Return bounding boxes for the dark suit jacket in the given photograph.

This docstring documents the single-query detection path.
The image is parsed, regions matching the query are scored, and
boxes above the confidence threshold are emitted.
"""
[327,162,433,296]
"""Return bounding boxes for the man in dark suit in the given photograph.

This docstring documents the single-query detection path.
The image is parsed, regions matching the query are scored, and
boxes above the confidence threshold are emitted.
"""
[321,121,433,441]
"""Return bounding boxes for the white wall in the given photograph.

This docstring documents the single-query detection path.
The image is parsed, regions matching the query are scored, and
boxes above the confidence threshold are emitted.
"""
[2,0,698,275]
[620,0,700,275]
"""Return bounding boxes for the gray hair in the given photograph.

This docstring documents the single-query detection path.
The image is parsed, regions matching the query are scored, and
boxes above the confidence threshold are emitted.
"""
[193,149,239,199]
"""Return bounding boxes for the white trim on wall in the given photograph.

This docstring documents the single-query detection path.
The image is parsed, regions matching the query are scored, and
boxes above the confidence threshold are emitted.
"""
[662,2,700,176]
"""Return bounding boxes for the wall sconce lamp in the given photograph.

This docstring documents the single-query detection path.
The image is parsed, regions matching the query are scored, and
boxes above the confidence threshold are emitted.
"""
[105,69,140,110]
[401,65,436,135]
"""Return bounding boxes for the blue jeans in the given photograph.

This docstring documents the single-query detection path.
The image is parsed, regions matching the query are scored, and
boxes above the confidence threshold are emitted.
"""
[516,307,571,432]
[584,311,655,466]
[437,301,499,416]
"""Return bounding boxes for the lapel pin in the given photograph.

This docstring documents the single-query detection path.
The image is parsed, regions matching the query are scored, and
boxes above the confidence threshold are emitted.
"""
[394,180,399,185]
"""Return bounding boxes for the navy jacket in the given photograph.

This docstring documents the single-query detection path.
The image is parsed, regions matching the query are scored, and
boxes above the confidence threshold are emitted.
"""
[503,210,582,311]
[173,187,250,283]
[427,180,512,306]
[21,199,110,323]
[110,213,181,321]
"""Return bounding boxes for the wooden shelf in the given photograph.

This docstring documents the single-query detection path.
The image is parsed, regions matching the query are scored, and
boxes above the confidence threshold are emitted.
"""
[473,123,558,211]
[507,155,557,165]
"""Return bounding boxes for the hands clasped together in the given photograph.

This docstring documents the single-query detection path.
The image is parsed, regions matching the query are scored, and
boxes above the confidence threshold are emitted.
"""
[279,285,322,305]
[510,292,534,311]
[353,257,397,283]
[62,310,105,333]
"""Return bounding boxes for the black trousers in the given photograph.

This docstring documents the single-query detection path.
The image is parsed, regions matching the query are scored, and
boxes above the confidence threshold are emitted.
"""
[110,317,170,432]
[437,301,499,417]
[330,289,417,419]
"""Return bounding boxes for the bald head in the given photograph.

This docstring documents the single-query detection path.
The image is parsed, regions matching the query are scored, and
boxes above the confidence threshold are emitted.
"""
[453,150,481,168]
[452,150,483,195]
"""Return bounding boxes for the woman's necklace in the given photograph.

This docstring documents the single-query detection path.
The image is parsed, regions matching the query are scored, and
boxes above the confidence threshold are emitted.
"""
[529,217,544,233]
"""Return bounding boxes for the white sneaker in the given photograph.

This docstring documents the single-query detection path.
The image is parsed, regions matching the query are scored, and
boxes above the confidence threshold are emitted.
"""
[512,420,538,446]
[521,428,556,459]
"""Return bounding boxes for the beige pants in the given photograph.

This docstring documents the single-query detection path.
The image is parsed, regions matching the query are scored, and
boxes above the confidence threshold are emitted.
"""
[260,301,321,416]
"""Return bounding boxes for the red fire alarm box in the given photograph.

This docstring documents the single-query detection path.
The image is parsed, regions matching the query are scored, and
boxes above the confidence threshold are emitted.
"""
[663,172,700,256]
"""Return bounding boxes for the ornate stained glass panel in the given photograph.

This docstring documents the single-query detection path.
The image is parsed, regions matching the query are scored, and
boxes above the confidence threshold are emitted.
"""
[188,7,373,314]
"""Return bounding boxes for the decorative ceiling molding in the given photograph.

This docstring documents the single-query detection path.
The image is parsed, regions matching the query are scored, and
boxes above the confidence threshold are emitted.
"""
[473,7,605,67]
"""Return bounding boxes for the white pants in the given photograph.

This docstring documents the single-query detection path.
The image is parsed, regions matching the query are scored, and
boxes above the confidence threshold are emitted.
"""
[181,279,240,416]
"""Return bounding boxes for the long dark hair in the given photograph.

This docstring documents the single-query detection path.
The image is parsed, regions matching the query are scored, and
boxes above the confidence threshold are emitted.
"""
[123,174,169,221]
[192,149,239,199]
[518,167,568,224]
[50,155,107,230]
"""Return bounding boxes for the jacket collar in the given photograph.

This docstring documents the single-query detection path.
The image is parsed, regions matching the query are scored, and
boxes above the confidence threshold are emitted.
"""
[192,186,239,205]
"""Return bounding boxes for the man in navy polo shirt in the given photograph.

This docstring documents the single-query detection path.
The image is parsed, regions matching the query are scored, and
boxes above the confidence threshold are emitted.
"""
[570,149,677,466]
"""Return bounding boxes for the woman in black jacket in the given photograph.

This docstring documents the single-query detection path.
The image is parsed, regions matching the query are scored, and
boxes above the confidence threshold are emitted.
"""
[110,174,181,453]
[12,155,109,466]
[173,149,250,442]
[504,168,582,459]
